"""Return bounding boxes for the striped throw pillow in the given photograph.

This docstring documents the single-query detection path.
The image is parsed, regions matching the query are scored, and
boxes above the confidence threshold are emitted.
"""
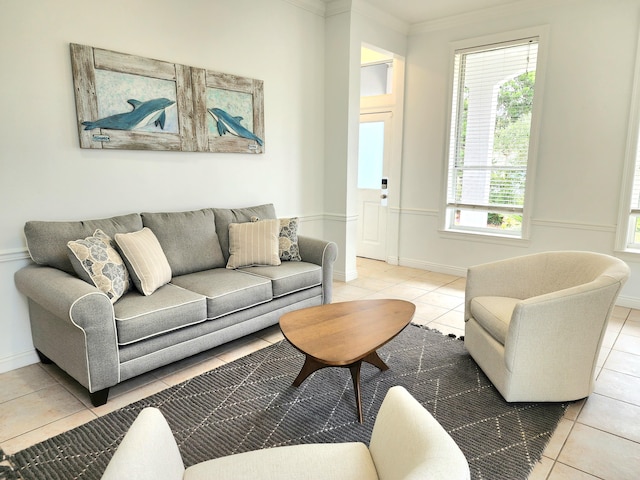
[115,228,172,295]
[226,219,281,269]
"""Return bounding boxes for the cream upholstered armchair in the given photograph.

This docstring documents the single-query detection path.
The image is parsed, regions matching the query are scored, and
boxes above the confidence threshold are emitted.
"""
[100,386,470,480]
[464,251,629,403]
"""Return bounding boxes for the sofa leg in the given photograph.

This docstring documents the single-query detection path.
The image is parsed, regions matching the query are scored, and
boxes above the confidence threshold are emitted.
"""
[89,388,109,407]
[36,349,53,364]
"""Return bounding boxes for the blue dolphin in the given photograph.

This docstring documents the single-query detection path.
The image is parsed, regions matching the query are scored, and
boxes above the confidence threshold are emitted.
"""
[82,98,176,131]
[207,107,263,146]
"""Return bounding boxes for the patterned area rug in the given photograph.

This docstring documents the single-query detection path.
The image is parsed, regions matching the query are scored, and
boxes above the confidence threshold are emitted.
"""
[7,325,568,480]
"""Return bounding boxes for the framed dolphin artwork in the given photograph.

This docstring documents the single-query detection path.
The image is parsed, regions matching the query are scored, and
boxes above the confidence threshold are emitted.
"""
[198,70,264,153]
[70,44,264,153]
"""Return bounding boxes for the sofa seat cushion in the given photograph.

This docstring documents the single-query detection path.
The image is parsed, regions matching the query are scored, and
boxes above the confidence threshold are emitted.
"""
[469,296,520,345]
[114,283,207,345]
[171,269,273,320]
[184,443,378,480]
[240,262,322,298]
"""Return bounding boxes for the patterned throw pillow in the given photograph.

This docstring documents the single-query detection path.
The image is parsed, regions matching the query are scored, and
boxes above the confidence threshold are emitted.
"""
[67,229,130,303]
[227,219,281,269]
[115,228,172,296]
[279,217,301,261]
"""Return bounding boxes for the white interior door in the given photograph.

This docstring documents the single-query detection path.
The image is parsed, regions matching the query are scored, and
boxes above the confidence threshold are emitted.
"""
[357,112,392,261]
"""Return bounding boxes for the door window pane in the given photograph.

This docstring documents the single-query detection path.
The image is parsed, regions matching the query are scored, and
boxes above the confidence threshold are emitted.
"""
[358,121,385,189]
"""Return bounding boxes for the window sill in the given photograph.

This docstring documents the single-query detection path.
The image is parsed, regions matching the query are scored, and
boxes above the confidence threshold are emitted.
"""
[438,228,531,248]
[614,247,640,260]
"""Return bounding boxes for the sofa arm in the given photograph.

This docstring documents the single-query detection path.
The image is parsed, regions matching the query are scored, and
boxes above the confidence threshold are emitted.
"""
[101,408,185,480]
[369,386,470,480]
[298,235,338,304]
[15,264,120,393]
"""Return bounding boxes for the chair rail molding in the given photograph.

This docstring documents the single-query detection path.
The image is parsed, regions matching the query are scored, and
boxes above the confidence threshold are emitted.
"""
[0,247,30,263]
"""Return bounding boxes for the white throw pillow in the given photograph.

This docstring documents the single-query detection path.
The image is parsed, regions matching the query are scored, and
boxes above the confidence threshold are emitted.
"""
[226,219,281,269]
[115,228,172,295]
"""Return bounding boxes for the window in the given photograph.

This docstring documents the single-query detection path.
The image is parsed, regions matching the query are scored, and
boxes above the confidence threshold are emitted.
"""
[617,31,640,252]
[444,35,540,238]
[622,141,640,249]
[361,62,393,97]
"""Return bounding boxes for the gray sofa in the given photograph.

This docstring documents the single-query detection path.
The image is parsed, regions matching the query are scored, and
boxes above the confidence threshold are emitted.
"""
[14,204,337,406]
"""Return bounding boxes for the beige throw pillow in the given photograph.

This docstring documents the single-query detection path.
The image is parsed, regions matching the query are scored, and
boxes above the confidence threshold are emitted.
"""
[227,219,281,269]
[115,228,172,295]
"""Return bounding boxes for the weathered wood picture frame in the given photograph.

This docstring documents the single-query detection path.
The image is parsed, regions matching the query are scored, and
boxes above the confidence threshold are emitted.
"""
[70,43,264,153]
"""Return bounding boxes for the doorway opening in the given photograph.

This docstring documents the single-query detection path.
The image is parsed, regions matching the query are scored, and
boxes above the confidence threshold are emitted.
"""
[356,44,404,265]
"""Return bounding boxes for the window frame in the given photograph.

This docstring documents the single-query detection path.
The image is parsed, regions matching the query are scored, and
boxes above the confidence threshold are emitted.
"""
[440,26,549,241]
[616,29,640,254]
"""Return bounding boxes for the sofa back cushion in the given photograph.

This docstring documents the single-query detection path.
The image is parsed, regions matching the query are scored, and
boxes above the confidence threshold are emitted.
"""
[24,214,143,274]
[213,204,277,262]
[141,209,225,276]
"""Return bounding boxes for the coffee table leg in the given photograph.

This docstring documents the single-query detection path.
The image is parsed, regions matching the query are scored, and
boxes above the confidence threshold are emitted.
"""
[362,350,389,371]
[293,353,385,424]
[349,362,364,423]
[292,356,325,387]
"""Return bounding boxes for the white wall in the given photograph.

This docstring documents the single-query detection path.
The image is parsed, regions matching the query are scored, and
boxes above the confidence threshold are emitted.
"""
[0,0,327,372]
[397,0,640,306]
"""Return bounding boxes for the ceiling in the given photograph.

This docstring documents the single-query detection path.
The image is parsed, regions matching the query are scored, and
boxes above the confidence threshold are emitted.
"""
[326,0,529,25]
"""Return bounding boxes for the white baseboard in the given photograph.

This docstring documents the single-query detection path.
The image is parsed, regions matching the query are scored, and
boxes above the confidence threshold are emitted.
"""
[615,294,640,310]
[398,257,468,277]
[0,349,39,375]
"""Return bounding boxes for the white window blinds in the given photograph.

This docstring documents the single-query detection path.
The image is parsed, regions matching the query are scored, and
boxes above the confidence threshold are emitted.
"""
[445,37,539,235]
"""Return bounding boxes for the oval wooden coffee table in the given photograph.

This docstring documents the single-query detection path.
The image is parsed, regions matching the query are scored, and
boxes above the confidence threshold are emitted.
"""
[279,299,415,423]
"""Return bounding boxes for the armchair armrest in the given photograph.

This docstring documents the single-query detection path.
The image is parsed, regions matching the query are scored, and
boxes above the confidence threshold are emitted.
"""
[298,236,338,304]
[504,277,622,374]
[15,264,119,393]
[369,386,470,480]
[101,408,185,480]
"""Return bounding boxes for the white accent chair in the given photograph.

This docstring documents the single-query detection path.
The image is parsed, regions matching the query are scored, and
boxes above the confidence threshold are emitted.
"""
[464,251,629,402]
[100,386,470,480]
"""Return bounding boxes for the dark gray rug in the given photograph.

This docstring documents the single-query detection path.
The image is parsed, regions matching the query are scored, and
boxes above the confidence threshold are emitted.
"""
[6,325,568,480]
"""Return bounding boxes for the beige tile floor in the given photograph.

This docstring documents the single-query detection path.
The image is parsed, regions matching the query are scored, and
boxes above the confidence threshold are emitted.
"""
[1,257,639,479]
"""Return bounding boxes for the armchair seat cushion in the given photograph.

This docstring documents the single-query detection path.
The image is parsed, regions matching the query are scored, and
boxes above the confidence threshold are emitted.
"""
[469,296,520,345]
[184,443,378,480]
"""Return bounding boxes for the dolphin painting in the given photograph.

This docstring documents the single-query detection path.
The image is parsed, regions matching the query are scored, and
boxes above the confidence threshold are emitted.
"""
[82,98,176,131]
[207,107,263,146]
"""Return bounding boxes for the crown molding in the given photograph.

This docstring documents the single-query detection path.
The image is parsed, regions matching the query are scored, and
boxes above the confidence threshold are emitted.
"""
[320,0,409,35]
[351,0,410,35]
[281,0,327,17]
[408,0,579,35]
[323,0,351,17]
